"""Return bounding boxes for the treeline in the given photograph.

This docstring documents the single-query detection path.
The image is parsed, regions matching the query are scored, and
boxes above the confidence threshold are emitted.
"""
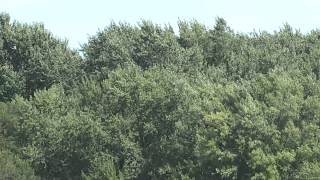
[1,13,320,179]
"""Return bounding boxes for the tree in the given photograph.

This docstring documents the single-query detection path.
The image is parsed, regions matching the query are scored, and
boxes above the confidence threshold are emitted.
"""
[0,13,82,98]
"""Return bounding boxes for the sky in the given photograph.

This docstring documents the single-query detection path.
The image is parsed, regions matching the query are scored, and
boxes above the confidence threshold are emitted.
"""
[1,0,319,49]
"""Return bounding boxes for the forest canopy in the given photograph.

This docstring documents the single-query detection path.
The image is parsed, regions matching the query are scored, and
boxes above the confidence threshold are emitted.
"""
[2,13,320,179]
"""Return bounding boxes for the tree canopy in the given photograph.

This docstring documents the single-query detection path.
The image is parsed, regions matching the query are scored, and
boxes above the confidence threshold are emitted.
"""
[2,13,320,179]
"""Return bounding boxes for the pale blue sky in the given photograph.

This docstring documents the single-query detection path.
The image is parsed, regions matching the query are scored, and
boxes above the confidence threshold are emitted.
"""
[1,0,319,49]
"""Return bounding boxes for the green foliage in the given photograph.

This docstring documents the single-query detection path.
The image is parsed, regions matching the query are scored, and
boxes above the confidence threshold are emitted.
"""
[0,149,39,180]
[3,13,320,179]
[0,136,39,180]
[82,154,124,180]
[0,13,82,98]
[0,64,24,101]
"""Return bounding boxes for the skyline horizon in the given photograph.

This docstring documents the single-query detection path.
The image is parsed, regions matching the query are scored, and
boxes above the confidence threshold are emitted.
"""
[2,0,320,49]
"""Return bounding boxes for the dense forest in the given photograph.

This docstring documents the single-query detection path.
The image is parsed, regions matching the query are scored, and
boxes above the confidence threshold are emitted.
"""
[2,13,320,179]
